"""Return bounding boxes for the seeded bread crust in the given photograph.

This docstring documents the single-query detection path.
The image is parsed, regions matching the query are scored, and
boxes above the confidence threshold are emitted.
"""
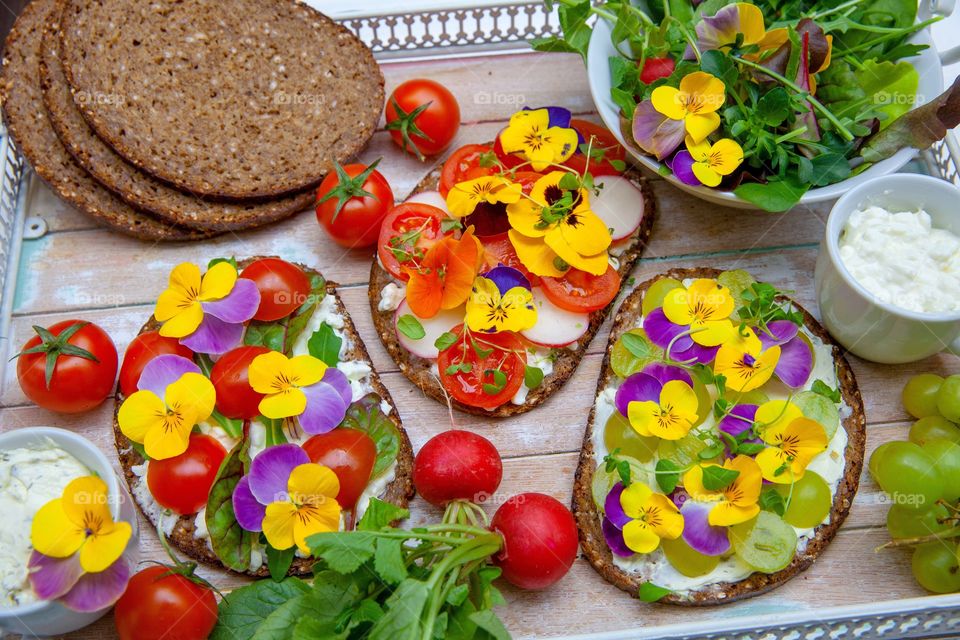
[0,0,213,241]
[572,268,866,605]
[59,0,384,199]
[368,162,657,418]
[113,259,415,577]
[38,6,314,233]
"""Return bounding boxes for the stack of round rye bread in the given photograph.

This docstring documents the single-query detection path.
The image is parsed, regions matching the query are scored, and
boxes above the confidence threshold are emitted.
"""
[1,0,384,240]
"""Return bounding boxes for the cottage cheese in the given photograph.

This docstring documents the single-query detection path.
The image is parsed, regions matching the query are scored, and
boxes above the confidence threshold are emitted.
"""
[839,205,960,313]
[0,444,90,609]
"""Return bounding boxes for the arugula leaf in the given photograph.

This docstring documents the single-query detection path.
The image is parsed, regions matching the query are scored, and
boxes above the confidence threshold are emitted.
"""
[798,152,851,187]
[293,617,348,640]
[397,314,426,340]
[655,459,681,494]
[341,394,401,477]
[310,570,363,619]
[523,365,544,390]
[358,497,410,531]
[638,582,673,602]
[205,442,256,572]
[530,0,592,61]
[265,544,295,581]
[211,578,310,640]
[249,592,313,639]
[307,322,342,367]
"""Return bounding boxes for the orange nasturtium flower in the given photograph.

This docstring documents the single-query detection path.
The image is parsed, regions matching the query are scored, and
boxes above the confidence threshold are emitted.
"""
[405,229,483,319]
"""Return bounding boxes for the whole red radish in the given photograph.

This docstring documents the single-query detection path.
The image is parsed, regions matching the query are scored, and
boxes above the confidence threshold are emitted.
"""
[491,492,578,590]
[414,430,503,506]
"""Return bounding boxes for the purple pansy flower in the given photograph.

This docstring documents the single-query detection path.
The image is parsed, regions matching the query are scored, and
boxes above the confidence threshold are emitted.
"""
[644,307,720,364]
[757,320,813,388]
[614,363,693,417]
[680,501,731,556]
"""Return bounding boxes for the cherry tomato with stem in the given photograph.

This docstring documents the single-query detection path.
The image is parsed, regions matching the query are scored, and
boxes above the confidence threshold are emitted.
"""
[385,79,460,160]
[316,159,395,249]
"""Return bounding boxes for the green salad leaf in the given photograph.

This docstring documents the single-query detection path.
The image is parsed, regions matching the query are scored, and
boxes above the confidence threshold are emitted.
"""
[341,393,401,477]
[205,442,256,572]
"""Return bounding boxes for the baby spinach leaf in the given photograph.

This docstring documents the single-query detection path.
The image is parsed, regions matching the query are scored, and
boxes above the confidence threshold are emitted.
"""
[307,322,342,367]
[244,273,326,354]
[341,393,401,477]
[469,610,512,640]
[205,442,255,572]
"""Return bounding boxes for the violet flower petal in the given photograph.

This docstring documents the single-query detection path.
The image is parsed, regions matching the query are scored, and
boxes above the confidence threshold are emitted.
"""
[602,517,634,557]
[696,3,741,51]
[681,501,731,556]
[525,105,573,130]
[233,475,267,531]
[615,373,662,416]
[632,100,685,161]
[604,482,631,528]
[644,307,693,353]
[247,444,310,504]
[180,314,244,355]
[718,404,759,440]
[669,150,702,186]
[775,336,814,388]
[299,382,349,435]
[136,354,200,397]
[675,341,721,365]
[322,367,353,406]
[202,278,261,324]
[58,550,133,613]
[642,362,694,388]
[758,320,800,349]
[27,550,82,601]
[485,266,531,294]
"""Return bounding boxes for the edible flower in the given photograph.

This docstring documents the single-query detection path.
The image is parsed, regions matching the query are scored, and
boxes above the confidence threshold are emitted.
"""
[615,363,699,441]
[506,171,611,277]
[117,354,215,459]
[644,279,735,363]
[670,137,745,187]
[754,401,828,483]
[695,3,767,53]
[499,108,579,171]
[717,403,761,448]
[465,266,537,333]
[650,72,726,144]
[248,351,352,435]
[683,455,762,526]
[602,482,684,555]
[405,230,482,318]
[154,262,260,354]
[28,476,133,612]
[232,444,341,553]
[713,327,781,392]
[756,320,813,388]
[446,176,523,218]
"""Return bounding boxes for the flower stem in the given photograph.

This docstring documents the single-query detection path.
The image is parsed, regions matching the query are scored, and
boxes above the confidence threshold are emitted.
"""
[807,0,867,21]
[876,526,960,550]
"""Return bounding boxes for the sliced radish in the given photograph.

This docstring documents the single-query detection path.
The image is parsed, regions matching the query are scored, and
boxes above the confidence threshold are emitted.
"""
[406,190,450,216]
[394,299,464,360]
[521,287,591,347]
[590,175,646,241]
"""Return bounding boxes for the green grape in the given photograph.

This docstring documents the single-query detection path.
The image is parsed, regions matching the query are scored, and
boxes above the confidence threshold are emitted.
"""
[716,270,755,315]
[604,410,658,463]
[902,373,944,419]
[912,542,960,594]
[936,375,960,422]
[610,329,663,378]
[658,434,707,467]
[729,512,797,573]
[872,441,945,511]
[793,391,840,440]
[692,378,712,428]
[641,278,683,316]
[910,416,960,446]
[887,503,952,539]
[728,389,769,406]
[869,441,899,480]
[922,439,960,503]
[776,471,831,529]
[661,536,719,577]
[592,456,657,511]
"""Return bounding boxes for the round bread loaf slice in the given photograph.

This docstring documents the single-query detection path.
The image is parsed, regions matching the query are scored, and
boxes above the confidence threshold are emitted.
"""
[0,0,213,241]
[38,6,314,233]
[59,0,384,199]
[572,268,866,605]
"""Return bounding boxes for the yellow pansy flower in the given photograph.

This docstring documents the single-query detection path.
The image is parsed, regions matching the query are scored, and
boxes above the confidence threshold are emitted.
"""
[627,379,699,441]
[446,176,523,217]
[651,72,726,143]
[261,463,342,553]
[684,136,744,187]
[714,331,781,392]
[499,109,579,171]
[248,351,327,419]
[662,279,736,347]
[682,455,762,526]
[154,262,238,339]
[619,482,684,554]
[756,416,828,483]
[465,273,537,334]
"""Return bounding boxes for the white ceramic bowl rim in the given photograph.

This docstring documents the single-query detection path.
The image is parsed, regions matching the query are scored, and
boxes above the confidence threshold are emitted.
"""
[825,173,960,323]
[0,427,123,618]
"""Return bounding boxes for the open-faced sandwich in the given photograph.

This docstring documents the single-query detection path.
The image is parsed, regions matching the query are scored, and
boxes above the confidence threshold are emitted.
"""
[113,257,414,577]
[370,107,656,417]
[573,268,865,604]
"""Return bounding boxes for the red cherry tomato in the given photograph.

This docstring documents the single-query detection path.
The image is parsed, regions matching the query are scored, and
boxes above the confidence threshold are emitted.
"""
[540,264,621,313]
[436,325,526,410]
[147,434,227,515]
[482,233,540,286]
[385,79,460,158]
[377,203,451,280]
[15,320,118,413]
[438,144,497,197]
[316,163,395,249]
[413,430,503,506]
[640,57,676,84]
[241,258,311,322]
[491,492,579,590]
[119,331,193,397]
[302,429,377,511]
[114,565,218,640]
[563,119,626,177]
[210,346,270,419]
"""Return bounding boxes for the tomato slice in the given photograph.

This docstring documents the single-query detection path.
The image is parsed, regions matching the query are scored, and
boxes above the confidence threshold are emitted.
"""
[563,119,626,177]
[483,232,540,286]
[377,203,452,280]
[437,325,527,410]
[439,144,496,197]
[540,264,621,313]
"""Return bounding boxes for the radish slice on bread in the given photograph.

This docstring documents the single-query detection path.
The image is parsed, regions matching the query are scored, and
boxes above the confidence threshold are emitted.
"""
[394,299,464,360]
[590,175,646,241]
[521,287,590,347]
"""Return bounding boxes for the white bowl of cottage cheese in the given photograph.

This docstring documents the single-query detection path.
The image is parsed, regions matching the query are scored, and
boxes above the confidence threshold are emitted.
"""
[815,173,960,363]
[0,427,139,637]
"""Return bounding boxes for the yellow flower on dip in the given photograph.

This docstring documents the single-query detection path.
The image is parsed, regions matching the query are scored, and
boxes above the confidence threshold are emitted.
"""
[262,463,342,553]
[506,171,611,277]
[618,482,684,553]
[465,268,537,333]
[446,176,523,217]
[714,329,781,392]
[683,136,744,187]
[651,72,726,143]
[756,416,828,483]
[155,262,238,338]
[499,109,579,171]
[627,379,699,441]
[682,455,762,526]
[31,476,132,573]
[661,279,736,347]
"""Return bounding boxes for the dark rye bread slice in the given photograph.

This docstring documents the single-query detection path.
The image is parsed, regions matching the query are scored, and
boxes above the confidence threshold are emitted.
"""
[368,163,657,418]
[58,0,383,199]
[113,259,415,577]
[38,8,314,233]
[572,268,866,605]
[0,0,213,241]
